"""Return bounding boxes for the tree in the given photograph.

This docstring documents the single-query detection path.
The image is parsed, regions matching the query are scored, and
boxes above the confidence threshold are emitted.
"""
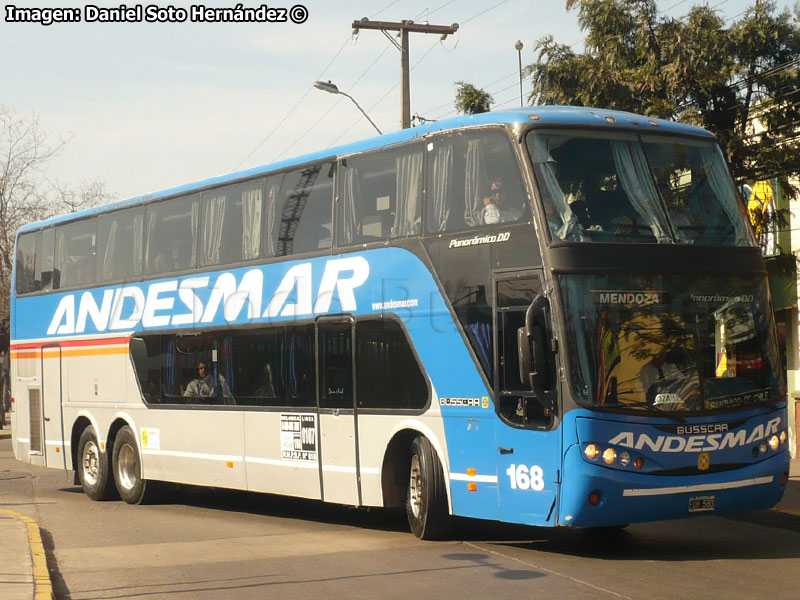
[0,105,112,343]
[454,81,494,115]
[528,0,800,191]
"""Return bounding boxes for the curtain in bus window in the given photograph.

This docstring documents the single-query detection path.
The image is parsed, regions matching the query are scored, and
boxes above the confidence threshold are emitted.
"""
[529,135,584,241]
[263,177,281,257]
[241,185,262,260]
[164,339,175,398]
[702,147,750,246]
[101,220,118,281]
[340,165,361,245]
[191,200,200,266]
[133,211,144,274]
[202,192,226,265]
[222,335,235,396]
[609,141,672,243]
[392,149,423,237]
[467,322,492,372]
[428,144,453,232]
[464,139,488,227]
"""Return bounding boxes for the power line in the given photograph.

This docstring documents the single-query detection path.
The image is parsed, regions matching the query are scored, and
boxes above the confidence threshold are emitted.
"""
[232,36,352,171]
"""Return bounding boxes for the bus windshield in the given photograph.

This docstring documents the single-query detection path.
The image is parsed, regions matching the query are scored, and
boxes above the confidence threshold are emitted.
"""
[527,130,753,246]
[558,273,784,414]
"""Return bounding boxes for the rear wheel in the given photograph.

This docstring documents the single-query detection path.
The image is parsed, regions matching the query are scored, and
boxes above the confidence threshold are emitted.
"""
[113,425,160,504]
[77,426,116,500]
[406,436,450,540]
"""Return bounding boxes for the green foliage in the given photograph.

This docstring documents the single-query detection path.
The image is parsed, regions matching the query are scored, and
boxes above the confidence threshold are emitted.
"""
[529,1,800,188]
[454,81,494,115]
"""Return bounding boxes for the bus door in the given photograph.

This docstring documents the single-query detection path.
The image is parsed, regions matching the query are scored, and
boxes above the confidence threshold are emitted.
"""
[40,343,66,470]
[493,271,561,526]
[316,316,361,505]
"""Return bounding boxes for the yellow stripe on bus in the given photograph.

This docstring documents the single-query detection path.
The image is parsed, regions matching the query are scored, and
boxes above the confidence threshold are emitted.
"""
[11,347,129,359]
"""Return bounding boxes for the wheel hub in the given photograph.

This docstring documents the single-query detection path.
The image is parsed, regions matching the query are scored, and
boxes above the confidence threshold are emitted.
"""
[117,443,138,491]
[82,441,100,486]
[409,454,423,518]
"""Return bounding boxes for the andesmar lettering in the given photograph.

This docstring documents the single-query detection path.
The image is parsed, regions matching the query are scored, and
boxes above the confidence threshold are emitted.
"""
[607,417,781,453]
[46,256,369,335]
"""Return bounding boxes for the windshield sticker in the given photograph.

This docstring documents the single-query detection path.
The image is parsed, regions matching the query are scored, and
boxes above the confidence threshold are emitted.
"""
[705,388,771,410]
[591,290,669,307]
[690,294,755,304]
[280,414,317,462]
[448,232,510,249]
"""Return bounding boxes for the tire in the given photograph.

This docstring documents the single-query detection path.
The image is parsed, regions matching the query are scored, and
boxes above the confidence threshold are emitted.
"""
[112,425,159,504]
[77,426,116,501]
[406,436,450,540]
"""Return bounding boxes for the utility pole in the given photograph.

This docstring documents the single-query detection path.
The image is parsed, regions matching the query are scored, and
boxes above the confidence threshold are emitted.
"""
[352,18,459,129]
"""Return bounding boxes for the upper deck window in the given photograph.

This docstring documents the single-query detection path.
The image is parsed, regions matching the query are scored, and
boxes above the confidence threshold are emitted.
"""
[144,194,199,275]
[426,129,529,233]
[199,179,265,267]
[527,130,753,246]
[339,143,423,245]
[55,219,96,288]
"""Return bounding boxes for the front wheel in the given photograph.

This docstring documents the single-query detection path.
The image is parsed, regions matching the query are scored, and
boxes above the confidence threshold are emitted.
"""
[77,426,116,500]
[112,426,160,504]
[406,436,450,540]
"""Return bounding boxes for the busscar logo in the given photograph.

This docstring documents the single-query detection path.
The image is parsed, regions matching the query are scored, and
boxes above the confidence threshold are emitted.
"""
[440,397,483,408]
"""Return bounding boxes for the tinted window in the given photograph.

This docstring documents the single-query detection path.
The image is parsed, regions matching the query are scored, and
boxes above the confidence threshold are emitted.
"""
[55,219,96,288]
[426,129,528,233]
[339,143,423,245]
[287,325,316,406]
[224,329,285,406]
[356,319,427,409]
[319,321,352,409]
[145,194,199,275]
[96,208,143,283]
[39,228,54,292]
[273,163,334,256]
[199,179,264,267]
[15,232,37,295]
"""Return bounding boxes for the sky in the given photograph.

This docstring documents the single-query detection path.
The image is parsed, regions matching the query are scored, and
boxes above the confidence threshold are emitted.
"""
[2,0,795,202]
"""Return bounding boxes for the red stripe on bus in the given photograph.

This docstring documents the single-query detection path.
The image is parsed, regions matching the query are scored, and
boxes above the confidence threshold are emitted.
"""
[11,336,131,351]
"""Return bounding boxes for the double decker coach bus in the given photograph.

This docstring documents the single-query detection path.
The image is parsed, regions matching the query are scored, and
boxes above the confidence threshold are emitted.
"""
[10,107,790,539]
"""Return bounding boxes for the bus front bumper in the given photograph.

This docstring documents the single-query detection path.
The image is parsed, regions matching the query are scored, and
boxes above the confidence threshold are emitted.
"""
[557,444,790,528]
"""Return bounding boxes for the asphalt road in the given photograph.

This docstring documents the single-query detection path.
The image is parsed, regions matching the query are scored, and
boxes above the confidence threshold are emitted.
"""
[2,437,799,600]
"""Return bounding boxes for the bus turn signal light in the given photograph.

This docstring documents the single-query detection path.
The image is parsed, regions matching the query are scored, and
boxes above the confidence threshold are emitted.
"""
[633,457,643,469]
[781,472,789,486]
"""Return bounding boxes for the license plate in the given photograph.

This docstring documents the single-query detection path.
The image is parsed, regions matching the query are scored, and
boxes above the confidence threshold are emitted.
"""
[688,495,715,512]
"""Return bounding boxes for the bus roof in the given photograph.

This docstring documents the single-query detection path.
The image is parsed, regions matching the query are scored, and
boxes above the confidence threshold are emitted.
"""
[20,105,715,233]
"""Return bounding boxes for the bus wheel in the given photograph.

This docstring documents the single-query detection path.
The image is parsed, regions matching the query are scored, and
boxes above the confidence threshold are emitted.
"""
[77,426,115,501]
[406,436,450,540]
[113,426,157,505]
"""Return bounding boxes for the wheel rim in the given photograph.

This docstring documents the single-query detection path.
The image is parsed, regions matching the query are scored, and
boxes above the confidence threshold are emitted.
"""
[116,443,138,491]
[409,453,423,518]
[82,440,100,486]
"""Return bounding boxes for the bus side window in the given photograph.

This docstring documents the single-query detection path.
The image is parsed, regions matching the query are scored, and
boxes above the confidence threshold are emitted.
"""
[275,162,334,256]
[426,129,528,234]
[96,208,143,283]
[54,218,96,289]
[14,231,38,295]
[144,194,199,275]
[199,178,265,268]
[339,143,423,246]
[356,319,427,410]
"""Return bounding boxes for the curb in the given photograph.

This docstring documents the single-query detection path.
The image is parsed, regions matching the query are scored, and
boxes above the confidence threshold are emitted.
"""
[0,508,54,600]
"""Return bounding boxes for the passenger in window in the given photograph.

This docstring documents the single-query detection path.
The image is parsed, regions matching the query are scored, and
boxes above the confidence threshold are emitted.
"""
[482,178,521,224]
[184,361,232,401]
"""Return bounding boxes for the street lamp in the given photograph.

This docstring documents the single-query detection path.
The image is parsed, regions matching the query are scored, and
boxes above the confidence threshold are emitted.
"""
[313,80,383,135]
[515,40,524,108]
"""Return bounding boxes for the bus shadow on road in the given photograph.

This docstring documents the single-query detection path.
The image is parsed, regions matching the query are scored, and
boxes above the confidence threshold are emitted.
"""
[462,515,800,561]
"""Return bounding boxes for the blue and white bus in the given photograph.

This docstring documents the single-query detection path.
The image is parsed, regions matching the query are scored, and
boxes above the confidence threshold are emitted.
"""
[10,107,790,538]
